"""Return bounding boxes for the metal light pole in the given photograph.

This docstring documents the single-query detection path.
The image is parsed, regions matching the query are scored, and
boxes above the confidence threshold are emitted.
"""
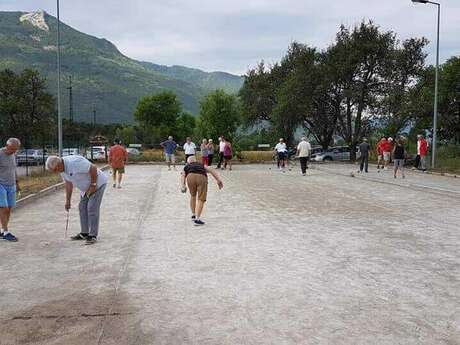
[411,0,440,168]
[56,0,63,156]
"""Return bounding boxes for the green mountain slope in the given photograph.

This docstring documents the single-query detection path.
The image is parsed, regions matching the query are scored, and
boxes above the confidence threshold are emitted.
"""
[0,10,243,123]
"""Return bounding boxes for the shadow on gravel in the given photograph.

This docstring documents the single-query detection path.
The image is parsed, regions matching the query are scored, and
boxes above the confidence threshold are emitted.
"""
[0,291,147,345]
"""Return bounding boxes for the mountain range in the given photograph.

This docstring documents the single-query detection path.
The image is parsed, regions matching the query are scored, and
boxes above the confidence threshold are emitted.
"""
[0,10,244,123]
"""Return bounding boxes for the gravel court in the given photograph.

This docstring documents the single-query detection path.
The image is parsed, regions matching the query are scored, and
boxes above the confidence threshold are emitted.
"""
[0,164,459,345]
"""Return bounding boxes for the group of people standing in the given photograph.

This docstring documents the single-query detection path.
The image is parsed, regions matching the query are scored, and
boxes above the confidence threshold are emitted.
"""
[358,134,430,179]
[160,135,233,170]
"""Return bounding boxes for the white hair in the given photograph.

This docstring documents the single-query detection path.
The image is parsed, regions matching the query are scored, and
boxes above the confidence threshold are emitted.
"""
[168,136,173,140]
[6,138,21,146]
[187,156,196,164]
[46,156,62,171]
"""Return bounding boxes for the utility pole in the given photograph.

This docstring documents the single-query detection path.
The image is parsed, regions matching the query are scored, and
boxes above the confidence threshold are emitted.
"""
[56,0,62,156]
[93,105,97,128]
[67,75,73,122]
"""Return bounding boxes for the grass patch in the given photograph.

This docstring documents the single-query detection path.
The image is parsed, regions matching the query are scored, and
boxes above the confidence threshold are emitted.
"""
[239,151,274,162]
[129,149,186,163]
[18,170,63,198]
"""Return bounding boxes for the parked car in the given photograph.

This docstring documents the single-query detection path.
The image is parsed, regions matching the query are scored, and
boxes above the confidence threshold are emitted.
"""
[62,148,80,157]
[311,146,360,162]
[86,146,106,161]
[16,149,48,166]
[126,148,141,156]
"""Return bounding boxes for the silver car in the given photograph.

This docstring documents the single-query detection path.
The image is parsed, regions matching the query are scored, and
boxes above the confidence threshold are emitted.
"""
[16,149,48,166]
[312,146,360,162]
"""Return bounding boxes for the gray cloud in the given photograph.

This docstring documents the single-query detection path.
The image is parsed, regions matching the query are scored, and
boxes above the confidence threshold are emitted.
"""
[1,0,458,74]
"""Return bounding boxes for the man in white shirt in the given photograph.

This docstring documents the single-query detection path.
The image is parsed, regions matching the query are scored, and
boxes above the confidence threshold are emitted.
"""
[217,136,226,169]
[46,155,108,245]
[296,137,312,175]
[183,137,196,162]
[274,138,288,170]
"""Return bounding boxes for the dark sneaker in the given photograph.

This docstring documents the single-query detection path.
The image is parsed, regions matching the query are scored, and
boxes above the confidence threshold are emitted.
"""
[70,233,88,241]
[0,233,4,240]
[194,219,205,226]
[85,236,97,245]
[3,233,18,242]
[191,215,196,221]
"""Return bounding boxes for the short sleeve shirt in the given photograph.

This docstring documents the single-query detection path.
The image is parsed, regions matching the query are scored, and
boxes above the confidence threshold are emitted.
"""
[183,142,196,155]
[184,162,207,177]
[297,141,311,157]
[275,143,287,153]
[0,149,17,186]
[161,140,177,155]
[61,155,108,195]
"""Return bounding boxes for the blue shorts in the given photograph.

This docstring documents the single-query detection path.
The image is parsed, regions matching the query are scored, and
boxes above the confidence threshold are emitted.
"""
[0,184,16,208]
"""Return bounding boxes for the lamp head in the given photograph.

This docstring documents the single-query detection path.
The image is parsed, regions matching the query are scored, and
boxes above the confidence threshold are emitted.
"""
[412,0,429,3]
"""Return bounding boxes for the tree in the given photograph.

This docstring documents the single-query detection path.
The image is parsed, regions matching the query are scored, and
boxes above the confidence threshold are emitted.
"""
[197,89,241,142]
[438,56,460,143]
[176,112,196,141]
[328,22,397,160]
[0,69,55,147]
[134,91,182,143]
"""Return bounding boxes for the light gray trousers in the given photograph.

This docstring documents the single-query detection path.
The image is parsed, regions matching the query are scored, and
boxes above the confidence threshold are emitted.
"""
[79,184,106,237]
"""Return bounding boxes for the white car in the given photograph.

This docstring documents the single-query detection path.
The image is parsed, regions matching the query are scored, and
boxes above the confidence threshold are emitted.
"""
[86,146,106,161]
[62,148,80,156]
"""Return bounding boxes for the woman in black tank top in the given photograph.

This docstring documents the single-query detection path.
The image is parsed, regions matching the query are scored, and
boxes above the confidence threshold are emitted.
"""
[393,138,406,179]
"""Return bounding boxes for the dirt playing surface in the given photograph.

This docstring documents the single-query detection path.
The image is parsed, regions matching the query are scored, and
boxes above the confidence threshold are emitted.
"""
[1,164,459,345]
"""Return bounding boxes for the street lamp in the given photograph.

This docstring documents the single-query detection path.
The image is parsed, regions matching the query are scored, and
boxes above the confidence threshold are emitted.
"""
[411,0,440,168]
[56,0,63,157]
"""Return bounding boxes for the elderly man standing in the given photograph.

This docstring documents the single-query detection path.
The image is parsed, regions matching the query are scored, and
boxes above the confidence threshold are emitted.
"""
[46,155,107,245]
[296,137,311,176]
[0,138,21,242]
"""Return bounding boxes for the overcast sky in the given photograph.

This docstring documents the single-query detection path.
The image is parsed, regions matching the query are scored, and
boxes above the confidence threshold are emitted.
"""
[2,0,459,75]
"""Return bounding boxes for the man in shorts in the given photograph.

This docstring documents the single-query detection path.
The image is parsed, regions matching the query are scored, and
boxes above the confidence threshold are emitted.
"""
[382,138,392,170]
[274,138,288,171]
[0,138,21,242]
[180,156,223,226]
[376,137,386,171]
[160,136,178,170]
[108,139,128,188]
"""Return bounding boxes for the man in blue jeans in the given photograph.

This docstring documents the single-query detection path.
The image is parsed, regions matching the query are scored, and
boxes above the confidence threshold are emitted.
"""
[0,138,21,242]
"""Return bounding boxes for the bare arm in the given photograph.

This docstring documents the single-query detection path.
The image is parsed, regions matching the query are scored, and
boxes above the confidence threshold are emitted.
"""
[65,180,73,210]
[205,166,223,189]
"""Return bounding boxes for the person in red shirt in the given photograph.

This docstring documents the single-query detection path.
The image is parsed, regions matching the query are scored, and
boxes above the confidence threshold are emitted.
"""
[376,137,386,171]
[108,139,128,188]
[419,135,429,171]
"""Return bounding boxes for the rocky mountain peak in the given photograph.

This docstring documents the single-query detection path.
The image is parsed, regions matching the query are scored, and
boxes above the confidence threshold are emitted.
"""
[20,10,49,32]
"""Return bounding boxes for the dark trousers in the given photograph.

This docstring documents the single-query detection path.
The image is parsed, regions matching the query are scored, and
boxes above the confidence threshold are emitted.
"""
[414,154,421,169]
[208,154,214,166]
[299,157,309,174]
[217,152,224,168]
[360,155,369,172]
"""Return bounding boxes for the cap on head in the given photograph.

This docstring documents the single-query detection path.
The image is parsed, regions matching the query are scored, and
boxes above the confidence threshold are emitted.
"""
[168,136,173,140]
[363,138,368,142]
[388,137,393,142]
[301,137,306,141]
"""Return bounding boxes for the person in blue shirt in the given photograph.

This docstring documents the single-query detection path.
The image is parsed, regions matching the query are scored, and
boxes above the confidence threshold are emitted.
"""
[160,136,178,171]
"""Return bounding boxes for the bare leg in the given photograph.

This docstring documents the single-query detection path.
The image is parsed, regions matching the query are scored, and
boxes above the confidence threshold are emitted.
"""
[196,200,205,219]
[190,195,196,216]
[117,172,123,187]
[112,171,117,186]
[0,208,11,231]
